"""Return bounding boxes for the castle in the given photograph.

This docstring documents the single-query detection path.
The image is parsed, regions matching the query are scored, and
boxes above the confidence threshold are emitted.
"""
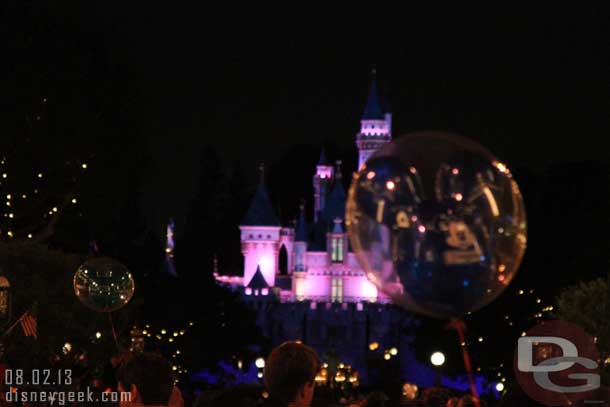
[211,77,485,390]
[212,77,434,386]
[215,77,393,305]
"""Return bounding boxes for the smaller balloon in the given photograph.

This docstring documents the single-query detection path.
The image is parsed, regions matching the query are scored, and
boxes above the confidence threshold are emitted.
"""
[73,257,135,312]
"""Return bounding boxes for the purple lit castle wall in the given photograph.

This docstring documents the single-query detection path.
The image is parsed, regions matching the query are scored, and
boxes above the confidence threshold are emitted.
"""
[239,226,281,289]
[289,253,381,302]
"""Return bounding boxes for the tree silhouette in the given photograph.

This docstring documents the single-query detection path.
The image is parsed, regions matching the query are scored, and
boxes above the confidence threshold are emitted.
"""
[0,2,155,380]
[556,274,610,382]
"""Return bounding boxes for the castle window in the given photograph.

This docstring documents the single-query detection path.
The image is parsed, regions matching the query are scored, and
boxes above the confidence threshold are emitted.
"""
[331,278,343,303]
[331,237,344,263]
[279,245,288,275]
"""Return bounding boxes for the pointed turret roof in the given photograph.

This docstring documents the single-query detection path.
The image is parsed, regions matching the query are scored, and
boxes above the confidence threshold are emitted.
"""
[318,146,329,166]
[362,72,384,120]
[322,180,346,224]
[295,204,308,242]
[241,184,281,226]
[247,265,269,289]
[241,165,280,226]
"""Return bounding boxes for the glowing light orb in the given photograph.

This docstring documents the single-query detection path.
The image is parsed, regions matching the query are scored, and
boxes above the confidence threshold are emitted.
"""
[255,357,265,369]
[431,351,445,366]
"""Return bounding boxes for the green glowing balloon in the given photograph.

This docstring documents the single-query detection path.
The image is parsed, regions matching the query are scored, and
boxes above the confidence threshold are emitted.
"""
[73,257,135,312]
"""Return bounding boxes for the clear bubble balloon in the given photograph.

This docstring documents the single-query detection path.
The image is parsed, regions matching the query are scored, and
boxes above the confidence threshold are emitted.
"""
[73,257,135,312]
[346,132,527,319]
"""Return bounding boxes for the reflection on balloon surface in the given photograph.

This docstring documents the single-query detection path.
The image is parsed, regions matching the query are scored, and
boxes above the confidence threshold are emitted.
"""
[346,132,526,318]
[73,257,135,312]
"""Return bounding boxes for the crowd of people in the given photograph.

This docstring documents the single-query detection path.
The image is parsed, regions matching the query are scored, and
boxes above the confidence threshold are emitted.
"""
[4,339,602,406]
[114,342,525,407]
[10,338,593,406]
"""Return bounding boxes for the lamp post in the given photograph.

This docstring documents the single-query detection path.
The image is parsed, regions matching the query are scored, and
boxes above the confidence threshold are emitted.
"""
[430,351,445,386]
[255,357,265,380]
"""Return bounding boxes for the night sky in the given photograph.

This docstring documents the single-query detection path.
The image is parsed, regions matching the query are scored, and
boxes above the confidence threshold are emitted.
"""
[10,4,610,232]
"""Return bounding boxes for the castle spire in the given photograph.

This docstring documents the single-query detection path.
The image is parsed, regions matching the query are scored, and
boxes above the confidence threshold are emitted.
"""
[241,164,280,226]
[295,201,308,242]
[318,145,329,166]
[335,160,343,180]
[258,162,265,185]
[356,72,392,169]
[313,146,334,222]
[362,71,384,120]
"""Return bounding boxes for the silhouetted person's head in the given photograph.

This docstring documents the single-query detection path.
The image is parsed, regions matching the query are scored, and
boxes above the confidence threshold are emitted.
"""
[117,352,174,406]
[264,341,320,407]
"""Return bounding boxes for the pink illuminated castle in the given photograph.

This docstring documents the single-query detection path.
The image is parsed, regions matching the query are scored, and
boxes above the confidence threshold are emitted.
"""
[213,77,463,388]
[215,77,393,306]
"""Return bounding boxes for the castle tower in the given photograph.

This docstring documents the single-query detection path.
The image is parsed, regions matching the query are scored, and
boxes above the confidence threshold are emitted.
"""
[312,147,334,222]
[356,72,392,169]
[294,204,308,272]
[327,217,348,265]
[239,165,282,287]
[292,204,309,300]
[320,160,346,225]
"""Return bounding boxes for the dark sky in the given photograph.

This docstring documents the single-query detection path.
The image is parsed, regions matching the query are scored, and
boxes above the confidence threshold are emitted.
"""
[72,5,610,230]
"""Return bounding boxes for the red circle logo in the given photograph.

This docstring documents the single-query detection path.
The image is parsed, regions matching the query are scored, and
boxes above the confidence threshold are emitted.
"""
[513,320,601,406]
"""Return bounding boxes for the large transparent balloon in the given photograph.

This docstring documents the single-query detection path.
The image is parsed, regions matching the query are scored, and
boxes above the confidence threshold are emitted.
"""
[73,257,135,312]
[346,132,526,319]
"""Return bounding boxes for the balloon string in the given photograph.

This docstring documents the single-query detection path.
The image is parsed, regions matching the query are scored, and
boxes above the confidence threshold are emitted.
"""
[108,312,120,350]
[450,319,480,407]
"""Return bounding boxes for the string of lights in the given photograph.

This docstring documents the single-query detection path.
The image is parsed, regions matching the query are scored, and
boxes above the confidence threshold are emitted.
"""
[127,321,196,382]
[0,96,89,242]
[456,286,555,388]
